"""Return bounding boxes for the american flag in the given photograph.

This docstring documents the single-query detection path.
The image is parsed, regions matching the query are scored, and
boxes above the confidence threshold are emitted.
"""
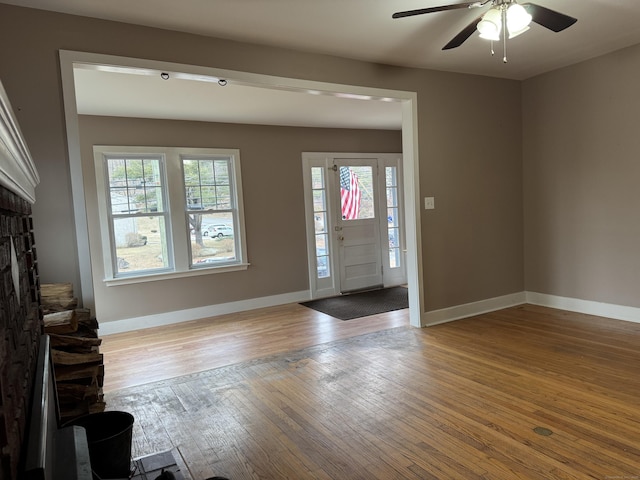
[340,167,361,220]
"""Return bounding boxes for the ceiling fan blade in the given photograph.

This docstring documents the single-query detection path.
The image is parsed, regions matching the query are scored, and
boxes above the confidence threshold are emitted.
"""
[393,1,481,19]
[442,16,482,50]
[523,3,577,32]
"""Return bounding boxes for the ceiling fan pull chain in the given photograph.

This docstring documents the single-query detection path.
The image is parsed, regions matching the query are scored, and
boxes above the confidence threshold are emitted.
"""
[503,35,507,63]
[490,40,495,56]
[502,6,508,63]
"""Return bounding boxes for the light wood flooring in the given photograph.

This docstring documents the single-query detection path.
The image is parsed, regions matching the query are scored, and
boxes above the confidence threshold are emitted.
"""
[102,303,640,479]
[101,303,409,392]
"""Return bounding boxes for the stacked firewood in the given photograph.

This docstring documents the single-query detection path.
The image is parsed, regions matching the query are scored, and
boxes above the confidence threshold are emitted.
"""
[41,283,106,422]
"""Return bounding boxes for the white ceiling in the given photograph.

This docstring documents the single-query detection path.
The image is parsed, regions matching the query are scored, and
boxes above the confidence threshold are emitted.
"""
[6,0,640,129]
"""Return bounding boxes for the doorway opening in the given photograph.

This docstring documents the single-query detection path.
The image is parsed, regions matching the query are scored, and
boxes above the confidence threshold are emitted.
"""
[59,50,424,327]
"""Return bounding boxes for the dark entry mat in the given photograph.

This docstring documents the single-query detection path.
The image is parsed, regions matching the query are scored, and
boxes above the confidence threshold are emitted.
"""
[300,286,408,320]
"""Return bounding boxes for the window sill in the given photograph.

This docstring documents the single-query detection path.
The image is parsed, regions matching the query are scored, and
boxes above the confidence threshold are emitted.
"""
[103,263,250,286]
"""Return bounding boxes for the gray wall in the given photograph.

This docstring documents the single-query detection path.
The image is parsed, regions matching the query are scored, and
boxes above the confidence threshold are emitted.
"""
[0,4,524,323]
[523,43,640,308]
[79,115,401,321]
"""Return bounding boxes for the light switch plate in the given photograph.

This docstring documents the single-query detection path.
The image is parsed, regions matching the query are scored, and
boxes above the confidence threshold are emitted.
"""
[424,197,435,210]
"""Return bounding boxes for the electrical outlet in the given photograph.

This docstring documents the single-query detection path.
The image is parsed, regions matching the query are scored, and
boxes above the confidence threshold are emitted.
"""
[424,197,435,210]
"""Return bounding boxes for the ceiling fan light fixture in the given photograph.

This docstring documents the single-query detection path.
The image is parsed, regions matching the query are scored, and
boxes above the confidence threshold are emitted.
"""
[506,3,532,37]
[477,7,502,41]
[392,0,578,60]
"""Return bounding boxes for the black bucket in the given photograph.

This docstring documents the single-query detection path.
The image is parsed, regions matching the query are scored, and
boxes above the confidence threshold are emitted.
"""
[65,411,134,479]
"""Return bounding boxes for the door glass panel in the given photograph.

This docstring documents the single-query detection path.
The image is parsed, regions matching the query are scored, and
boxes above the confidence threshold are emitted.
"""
[386,166,401,269]
[312,167,330,279]
[339,166,374,220]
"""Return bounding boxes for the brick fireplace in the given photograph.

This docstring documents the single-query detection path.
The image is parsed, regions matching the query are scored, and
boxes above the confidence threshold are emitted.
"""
[0,80,42,479]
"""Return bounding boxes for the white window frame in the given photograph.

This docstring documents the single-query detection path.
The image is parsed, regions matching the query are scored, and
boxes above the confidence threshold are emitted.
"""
[94,146,248,285]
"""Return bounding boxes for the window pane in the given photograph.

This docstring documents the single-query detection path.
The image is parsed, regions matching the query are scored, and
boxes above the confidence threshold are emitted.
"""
[184,158,233,211]
[314,212,326,234]
[198,161,215,184]
[386,166,397,187]
[312,190,326,212]
[113,216,169,274]
[340,166,374,220]
[315,234,329,278]
[110,187,129,214]
[214,186,231,209]
[108,157,164,214]
[315,234,327,256]
[387,207,399,228]
[388,224,400,269]
[317,255,330,278]
[214,161,230,185]
[189,212,236,266]
[183,161,200,186]
[200,186,216,207]
[388,226,399,248]
[311,167,325,189]
[387,188,398,209]
[389,248,401,269]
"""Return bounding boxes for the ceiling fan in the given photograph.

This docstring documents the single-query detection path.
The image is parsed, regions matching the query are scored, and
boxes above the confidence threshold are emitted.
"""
[392,0,577,61]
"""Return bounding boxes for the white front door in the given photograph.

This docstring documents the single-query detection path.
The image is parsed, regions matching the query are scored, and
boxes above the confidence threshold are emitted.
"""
[334,159,382,292]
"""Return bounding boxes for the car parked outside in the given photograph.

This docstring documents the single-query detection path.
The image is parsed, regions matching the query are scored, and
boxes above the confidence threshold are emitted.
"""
[203,224,234,238]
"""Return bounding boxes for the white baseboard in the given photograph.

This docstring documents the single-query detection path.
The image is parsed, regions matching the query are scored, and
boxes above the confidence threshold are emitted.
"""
[422,292,527,326]
[99,290,311,335]
[525,291,640,324]
[100,288,640,336]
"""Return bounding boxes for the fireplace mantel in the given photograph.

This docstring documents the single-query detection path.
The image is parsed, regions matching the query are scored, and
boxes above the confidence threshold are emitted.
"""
[0,79,39,203]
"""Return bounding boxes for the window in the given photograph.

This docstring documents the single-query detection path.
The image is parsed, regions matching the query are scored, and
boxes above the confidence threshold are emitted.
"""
[94,146,247,284]
[183,156,240,268]
[103,154,171,276]
[311,167,330,279]
[385,166,401,269]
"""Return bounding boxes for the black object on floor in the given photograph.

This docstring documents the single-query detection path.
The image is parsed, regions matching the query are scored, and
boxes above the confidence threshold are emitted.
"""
[63,411,134,479]
[131,449,189,479]
[155,469,176,480]
[300,286,408,320]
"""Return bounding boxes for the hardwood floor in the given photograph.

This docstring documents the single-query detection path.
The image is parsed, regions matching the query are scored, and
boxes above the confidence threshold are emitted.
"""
[101,302,409,392]
[102,304,640,479]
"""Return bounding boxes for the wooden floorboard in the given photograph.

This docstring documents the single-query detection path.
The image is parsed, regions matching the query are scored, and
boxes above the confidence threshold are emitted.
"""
[102,304,640,479]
